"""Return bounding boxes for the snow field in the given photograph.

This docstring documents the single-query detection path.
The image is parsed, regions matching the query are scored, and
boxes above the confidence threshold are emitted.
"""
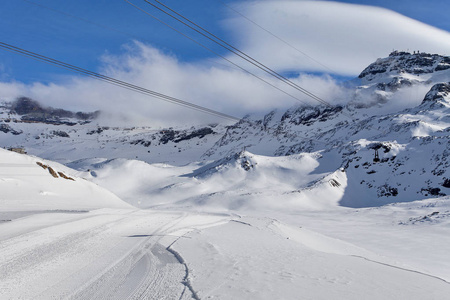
[173,216,450,300]
[0,208,232,299]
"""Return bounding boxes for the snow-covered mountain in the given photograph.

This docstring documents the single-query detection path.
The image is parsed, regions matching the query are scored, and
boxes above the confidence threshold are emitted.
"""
[1,51,449,209]
[2,51,450,300]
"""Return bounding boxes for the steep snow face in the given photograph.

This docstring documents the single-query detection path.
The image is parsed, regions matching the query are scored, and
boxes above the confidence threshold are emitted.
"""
[200,96,449,207]
[0,148,132,211]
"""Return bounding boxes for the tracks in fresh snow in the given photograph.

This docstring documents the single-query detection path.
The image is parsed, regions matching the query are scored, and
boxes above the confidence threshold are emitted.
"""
[0,209,230,299]
[350,255,450,284]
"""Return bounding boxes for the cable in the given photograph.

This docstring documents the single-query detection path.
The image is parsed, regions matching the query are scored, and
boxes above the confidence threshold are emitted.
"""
[124,0,310,106]
[216,0,339,75]
[0,41,333,147]
[20,0,246,77]
[143,0,342,112]
[0,41,240,122]
[19,0,346,139]
[123,1,365,141]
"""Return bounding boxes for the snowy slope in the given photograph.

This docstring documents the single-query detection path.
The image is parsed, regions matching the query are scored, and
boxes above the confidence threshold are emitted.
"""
[173,213,450,299]
[0,148,131,211]
[70,151,346,211]
[108,76,448,210]
[0,98,226,166]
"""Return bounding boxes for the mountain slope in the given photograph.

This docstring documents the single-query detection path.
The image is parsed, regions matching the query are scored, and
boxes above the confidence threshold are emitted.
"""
[0,148,132,211]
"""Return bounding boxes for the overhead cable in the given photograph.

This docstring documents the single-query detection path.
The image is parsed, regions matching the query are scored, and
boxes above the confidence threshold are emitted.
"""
[124,0,309,106]
[0,41,330,146]
[0,41,240,122]
[20,0,239,73]
[142,0,342,112]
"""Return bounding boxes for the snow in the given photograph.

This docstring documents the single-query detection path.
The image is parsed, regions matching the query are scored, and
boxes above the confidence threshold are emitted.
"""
[0,148,131,211]
[173,215,450,300]
[1,149,450,299]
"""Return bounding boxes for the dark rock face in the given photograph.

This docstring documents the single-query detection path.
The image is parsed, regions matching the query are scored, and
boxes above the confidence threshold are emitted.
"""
[130,139,152,147]
[52,130,70,138]
[377,184,398,197]
[9,97,100,125]
[0,124,22,135]
[421,187,446,197]
[281,105,343,126]
[160,130,177,144]
[11,97,45,115]
[159,127,215,144]
[422,83,450,103]
[174,127,214,143]
[87,127,107,135]
[359,52,450,81]
[443,178,450,188]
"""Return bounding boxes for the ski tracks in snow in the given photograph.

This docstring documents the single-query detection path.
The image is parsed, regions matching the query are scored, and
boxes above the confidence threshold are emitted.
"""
[0,209,230,299]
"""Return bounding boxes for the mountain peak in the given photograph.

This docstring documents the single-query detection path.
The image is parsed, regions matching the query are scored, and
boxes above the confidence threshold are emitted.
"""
[358,51,450,82]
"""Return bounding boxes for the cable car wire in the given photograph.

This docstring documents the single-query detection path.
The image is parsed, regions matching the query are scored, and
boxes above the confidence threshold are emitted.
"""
[142,0,343,113]
[0,41,333,146]
[124,0,310,106]
[0,41,241,122]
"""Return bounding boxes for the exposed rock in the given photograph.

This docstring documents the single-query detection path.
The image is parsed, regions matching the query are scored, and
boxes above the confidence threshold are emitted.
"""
[9,97,99,124]
[0,123,22,135]
[52,130,70,138]
[359,51,449,81]
[422,82,450,104]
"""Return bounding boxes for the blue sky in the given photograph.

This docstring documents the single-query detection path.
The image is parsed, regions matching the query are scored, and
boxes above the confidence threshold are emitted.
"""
[0,0,449,125]
[1,0,449,83]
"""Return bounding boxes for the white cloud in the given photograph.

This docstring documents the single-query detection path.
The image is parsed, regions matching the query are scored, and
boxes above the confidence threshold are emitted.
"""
[224,0,450,76]
[0,42,344,126]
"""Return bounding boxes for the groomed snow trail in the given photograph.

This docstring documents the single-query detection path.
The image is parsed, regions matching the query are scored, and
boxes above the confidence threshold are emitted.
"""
[0,209,229,299]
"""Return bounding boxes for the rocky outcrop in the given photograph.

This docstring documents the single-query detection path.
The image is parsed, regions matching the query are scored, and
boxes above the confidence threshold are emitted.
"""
[422,82,450,104]
[359,51,450,81]
[9,97,100,125]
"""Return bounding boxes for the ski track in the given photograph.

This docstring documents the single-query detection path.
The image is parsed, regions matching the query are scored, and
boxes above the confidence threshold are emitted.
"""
[0,209,227,299]
[350,255,450,285]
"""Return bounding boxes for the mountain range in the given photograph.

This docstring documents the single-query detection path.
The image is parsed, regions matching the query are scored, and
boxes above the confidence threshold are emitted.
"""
[0,50,449,209]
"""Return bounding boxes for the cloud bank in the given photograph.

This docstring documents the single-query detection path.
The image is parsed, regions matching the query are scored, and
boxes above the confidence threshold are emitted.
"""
[0,42,344,126]
[224,0,450,75]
